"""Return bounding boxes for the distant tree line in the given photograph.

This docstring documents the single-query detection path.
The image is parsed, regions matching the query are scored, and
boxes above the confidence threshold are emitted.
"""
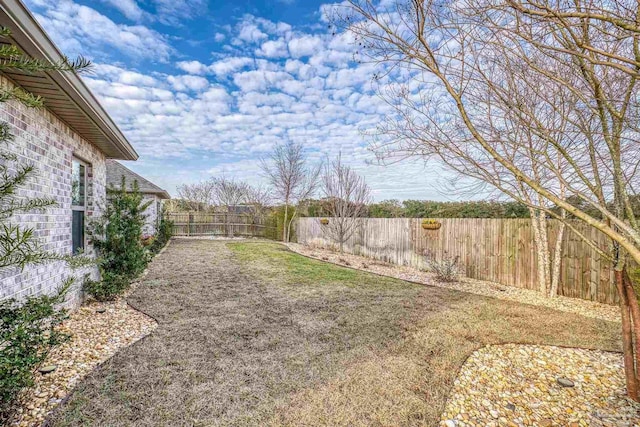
[302,199,530,219]
[168,191,640,221]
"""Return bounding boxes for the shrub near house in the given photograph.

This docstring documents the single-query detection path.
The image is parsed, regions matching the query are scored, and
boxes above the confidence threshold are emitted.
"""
[85,180,152,301]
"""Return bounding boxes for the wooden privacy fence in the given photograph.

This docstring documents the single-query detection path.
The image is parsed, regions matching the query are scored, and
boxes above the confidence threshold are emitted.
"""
[295,217,621,305]
[168,212,269,237]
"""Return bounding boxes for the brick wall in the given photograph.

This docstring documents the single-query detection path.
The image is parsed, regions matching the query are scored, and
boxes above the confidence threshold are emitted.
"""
[0,76,105,308]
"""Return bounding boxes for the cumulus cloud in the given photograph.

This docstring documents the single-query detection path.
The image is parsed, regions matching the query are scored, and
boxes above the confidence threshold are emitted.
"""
[167,75,210,92]
[98,0,206,24]
[100,0,145,21]
[176,60,209,75]
[256,39,288,58]
[25,0,445,200]
[236,22,268,44]
[209,57,254,77]
[152,0,208,25]
[288,35,324,58]
[27,0,173,61]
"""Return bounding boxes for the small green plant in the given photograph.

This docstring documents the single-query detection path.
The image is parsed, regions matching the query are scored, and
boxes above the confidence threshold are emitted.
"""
[0,279,72,423]
[86,179,151,301]
[150,210,173,254]
[83,272,129,302]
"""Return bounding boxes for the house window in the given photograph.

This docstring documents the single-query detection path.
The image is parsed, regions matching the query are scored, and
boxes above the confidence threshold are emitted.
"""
[71,158,87,254]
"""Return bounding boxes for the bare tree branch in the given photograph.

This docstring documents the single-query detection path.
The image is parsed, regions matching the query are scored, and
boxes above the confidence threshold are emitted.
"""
[321,154,372,252]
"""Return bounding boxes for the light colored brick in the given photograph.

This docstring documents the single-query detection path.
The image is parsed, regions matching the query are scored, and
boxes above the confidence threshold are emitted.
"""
[0,76,104,308]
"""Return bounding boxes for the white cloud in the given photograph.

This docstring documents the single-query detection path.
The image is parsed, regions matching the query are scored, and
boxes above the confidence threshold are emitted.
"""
[233,70,293,93]
[101,0,145,21]
[209,57,254,77]
[288,35,324,58]
[256,39,288,58]
[98,0,206,25]
[236,22,268,44]
[27,0,173,61]
[167,75,210,92]
[25,0,455,200]
[176,60,209,75]
[152,0,208,24]
[94,64,160,86]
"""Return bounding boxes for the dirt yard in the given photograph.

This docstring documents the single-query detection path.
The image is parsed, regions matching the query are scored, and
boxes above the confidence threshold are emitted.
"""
[45,240,621,427]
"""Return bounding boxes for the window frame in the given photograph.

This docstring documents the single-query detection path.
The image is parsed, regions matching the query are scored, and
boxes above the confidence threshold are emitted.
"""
[71,157,87,254]
[156,199,162,228]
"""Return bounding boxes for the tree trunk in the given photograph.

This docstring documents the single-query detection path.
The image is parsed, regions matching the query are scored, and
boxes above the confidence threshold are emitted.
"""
[530,208,549,295]
[549,221,565,298]
[616,268,639,401]
[623,268,640,393]
[286,205,298,244]
[538,211,551,294]
[283,204,289,242]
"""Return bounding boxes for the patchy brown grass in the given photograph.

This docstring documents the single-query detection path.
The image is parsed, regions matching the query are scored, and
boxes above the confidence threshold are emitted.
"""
[46,240,620,427]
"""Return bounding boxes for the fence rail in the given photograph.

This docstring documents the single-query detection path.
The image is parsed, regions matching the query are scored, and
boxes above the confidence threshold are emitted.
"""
[295,217,621,305]
[168,212,269,237]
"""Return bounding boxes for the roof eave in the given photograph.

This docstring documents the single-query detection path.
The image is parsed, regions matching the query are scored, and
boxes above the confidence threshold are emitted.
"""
[0,0,138,161]
[142,190,171,200]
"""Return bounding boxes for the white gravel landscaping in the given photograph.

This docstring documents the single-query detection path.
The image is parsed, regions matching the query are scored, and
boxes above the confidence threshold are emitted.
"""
[285,242,620,323]
[440,344,640,427]
[11,298,157,427]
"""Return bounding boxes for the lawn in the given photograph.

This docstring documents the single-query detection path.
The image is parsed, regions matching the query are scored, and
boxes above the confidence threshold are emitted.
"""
[46,240,620,427]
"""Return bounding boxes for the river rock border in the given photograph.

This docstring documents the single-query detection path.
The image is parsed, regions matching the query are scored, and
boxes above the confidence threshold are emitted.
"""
[440,344,639,427]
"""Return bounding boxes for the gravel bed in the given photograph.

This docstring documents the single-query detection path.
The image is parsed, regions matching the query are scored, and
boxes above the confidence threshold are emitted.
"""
[11,297,157,427]
[285,243,620,323]
[440,344,640,427]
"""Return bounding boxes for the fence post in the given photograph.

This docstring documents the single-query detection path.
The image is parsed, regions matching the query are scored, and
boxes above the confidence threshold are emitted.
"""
[188,212,193,236]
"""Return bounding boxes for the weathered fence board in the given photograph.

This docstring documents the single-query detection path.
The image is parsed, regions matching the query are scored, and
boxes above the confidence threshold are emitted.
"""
[168,212,268,237]
[295,217,620,305]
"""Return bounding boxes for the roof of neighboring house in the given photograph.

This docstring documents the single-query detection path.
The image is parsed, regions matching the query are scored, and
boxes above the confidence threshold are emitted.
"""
[0,0,138,160]
[106,160,170,199]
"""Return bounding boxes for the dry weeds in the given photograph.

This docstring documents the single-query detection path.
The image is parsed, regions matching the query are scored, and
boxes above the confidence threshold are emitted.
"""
[46,240,620,427]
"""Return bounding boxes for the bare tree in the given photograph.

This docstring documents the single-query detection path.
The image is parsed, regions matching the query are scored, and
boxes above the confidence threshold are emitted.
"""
[336,0,640,399]
[211,177,250,237]
[322,155,371,252]
[245,184,272,215]
[176,181,215,212]
[244,184,272,237]
[260,142,321,242]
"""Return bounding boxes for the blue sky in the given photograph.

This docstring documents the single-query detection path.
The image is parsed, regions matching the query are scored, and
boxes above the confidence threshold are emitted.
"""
[25,0,455,201]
